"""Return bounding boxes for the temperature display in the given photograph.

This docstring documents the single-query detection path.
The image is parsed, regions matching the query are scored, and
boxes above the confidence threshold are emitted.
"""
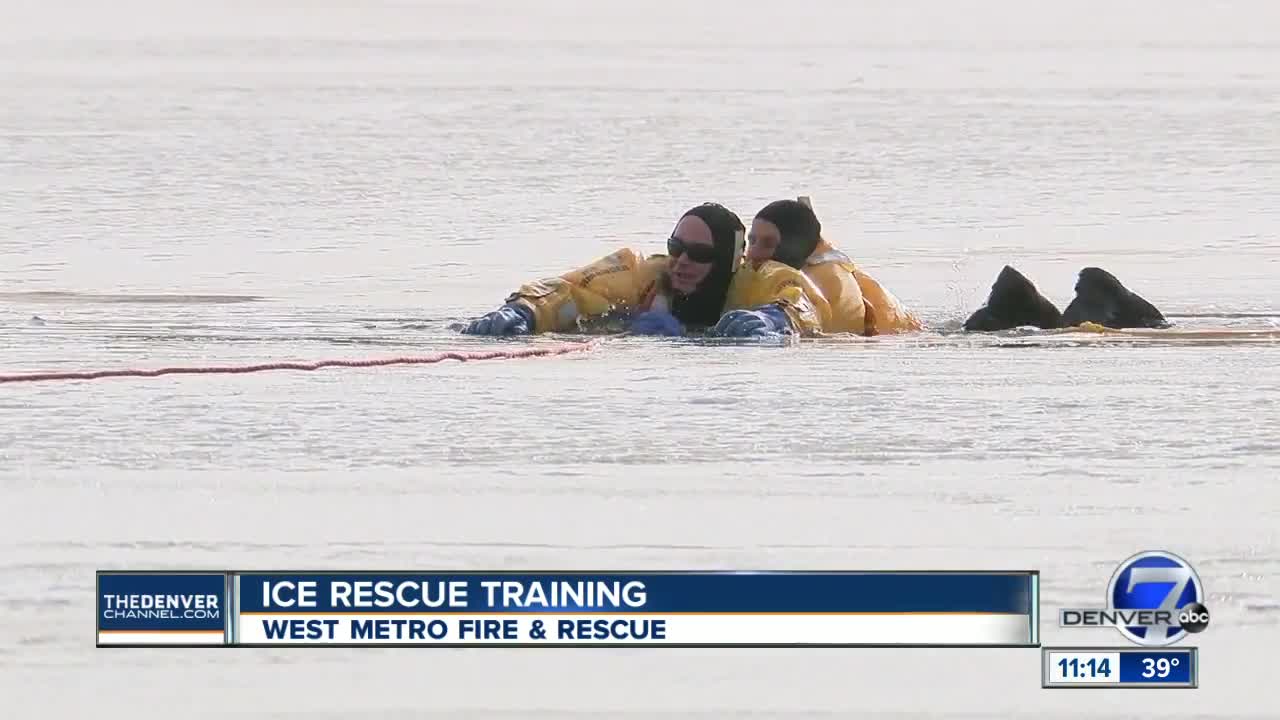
[1119,651,1193,684]
[1042,647,1197,688]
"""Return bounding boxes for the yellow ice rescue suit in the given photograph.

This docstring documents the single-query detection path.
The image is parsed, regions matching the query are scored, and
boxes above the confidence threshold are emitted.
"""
[804,238,923,335]
[503,248,826,336]
[752,197,922,336]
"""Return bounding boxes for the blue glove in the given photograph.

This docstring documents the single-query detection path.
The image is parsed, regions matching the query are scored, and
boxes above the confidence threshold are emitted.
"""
[629,309,685,336]
[711,304,793,338]
[461,303,534,335]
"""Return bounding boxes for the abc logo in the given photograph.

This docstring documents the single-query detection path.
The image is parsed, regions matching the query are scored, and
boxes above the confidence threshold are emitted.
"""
[1179,602,1210,633]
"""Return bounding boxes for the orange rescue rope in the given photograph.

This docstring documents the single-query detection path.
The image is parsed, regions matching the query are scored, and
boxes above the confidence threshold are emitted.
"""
[0,340,600,384]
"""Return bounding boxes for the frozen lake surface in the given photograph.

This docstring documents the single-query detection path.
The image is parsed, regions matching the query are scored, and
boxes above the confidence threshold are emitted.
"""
[2,0,1278,716]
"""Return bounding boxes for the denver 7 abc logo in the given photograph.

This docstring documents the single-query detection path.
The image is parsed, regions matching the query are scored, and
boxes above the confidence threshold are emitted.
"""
[1060,551,1211,646]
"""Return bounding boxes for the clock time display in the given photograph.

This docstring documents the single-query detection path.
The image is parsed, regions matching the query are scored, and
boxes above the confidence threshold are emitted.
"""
[1047,651,1120,684]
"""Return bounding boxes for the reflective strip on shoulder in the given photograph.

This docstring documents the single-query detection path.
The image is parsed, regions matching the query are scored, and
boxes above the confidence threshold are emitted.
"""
[806,249,851,265]
[576,255,635,287]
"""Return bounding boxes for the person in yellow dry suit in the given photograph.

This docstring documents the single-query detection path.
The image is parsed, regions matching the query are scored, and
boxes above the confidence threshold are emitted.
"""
[460,202,827,339]
[746,198,923,335]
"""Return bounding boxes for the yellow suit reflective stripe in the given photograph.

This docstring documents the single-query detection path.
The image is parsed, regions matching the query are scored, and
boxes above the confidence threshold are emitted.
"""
[808,248,853,265]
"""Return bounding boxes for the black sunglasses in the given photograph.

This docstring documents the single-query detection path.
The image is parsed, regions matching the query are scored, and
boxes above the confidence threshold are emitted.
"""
[667,236,718,264]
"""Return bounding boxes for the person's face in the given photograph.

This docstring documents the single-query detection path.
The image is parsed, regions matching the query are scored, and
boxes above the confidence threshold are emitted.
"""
[666,216,716,294]
[747,218,781,263]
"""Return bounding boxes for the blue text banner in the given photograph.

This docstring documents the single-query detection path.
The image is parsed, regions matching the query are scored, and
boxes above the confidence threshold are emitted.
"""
[231,571,1039,647]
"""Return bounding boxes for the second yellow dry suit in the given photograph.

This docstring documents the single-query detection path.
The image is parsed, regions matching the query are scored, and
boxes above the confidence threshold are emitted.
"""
[805,238,924,335]
[752,197,922,336]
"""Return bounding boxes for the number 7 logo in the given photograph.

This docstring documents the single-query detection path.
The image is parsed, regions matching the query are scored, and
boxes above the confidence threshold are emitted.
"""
[1107,551,1205,647]
[1126,566,1194,613]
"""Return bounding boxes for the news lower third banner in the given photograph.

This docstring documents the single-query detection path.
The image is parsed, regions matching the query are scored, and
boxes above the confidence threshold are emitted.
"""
[97,571,1040,647]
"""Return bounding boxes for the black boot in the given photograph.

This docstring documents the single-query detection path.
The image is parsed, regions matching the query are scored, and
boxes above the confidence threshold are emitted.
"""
[1061,267,1169,329]
[963,265,1063,331]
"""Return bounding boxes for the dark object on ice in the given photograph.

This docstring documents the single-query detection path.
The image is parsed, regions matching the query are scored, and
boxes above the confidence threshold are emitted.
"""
[1061,267,1169,329]
[963,265,1063,332]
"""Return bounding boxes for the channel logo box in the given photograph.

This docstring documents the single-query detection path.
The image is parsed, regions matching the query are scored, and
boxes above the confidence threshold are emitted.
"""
[97,572,229,646]
[1058,551,1210,647]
